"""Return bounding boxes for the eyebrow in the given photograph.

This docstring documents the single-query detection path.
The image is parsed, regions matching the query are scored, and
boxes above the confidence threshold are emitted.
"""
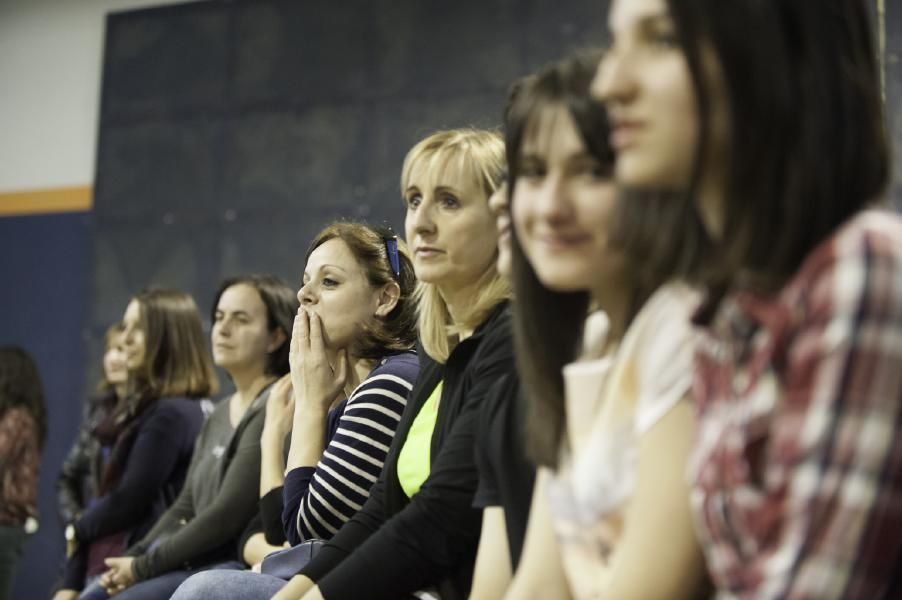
[303,264,349,279]
[434,185,462,195]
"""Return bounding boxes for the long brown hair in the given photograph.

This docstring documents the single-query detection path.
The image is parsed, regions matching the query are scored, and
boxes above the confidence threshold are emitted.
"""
[306,221,418,360]
[508,52,654,467]
[130,288,218,400]
[652,0,888,293]
[0,347,47,448]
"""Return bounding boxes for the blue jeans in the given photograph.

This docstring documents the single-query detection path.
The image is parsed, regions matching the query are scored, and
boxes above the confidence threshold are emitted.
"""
[77,561,244,600]
[170,570,286,600]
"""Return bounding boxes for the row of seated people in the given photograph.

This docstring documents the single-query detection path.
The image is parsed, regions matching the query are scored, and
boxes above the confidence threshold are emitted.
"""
[12,1,899,598]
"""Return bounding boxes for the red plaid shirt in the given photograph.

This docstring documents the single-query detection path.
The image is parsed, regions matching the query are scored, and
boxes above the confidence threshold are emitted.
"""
[690,210,902,599]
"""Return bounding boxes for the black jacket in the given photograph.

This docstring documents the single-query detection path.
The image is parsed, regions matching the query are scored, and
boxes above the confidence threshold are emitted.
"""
[301,302,514,600]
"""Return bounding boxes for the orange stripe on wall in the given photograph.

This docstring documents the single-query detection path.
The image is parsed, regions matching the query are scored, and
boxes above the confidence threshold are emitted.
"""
[0,186,93,217]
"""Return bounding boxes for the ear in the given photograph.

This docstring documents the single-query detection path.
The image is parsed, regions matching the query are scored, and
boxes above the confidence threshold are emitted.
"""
[266,327,288,353]
[374,281,401,318]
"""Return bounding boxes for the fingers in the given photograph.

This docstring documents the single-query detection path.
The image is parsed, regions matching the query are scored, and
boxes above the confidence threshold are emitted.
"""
[308,310,324,353]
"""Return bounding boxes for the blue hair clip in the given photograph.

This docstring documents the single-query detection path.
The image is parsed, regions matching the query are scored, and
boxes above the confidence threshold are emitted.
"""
[384,236,401,278]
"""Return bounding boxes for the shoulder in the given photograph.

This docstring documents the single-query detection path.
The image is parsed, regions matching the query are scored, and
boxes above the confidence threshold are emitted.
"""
[143,396,205,430]
[369,351,420,386]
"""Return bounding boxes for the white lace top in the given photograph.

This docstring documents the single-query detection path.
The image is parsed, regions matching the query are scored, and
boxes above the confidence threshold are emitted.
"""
[545,283,698,599]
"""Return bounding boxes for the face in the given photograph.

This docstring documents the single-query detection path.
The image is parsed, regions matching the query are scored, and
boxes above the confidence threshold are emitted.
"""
[103,333,128,385]
[122,299,146,370]
[488,181,511,278]
[592,0,699,189]
[297,238,382,351]
[403,158,499,290]
[512,105,620,294]
[212,283,278,374]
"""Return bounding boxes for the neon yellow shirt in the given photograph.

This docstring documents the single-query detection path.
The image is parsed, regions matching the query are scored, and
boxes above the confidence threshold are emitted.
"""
[396,381,442,498]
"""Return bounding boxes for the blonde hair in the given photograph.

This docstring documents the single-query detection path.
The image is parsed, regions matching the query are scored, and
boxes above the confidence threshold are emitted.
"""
[401,128,510,363]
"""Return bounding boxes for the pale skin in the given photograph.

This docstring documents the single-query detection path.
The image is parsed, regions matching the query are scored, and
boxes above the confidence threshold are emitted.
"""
[91,284,286,597]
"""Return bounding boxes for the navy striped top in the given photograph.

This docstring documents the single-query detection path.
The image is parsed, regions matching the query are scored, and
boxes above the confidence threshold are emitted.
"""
[282,351,419,544]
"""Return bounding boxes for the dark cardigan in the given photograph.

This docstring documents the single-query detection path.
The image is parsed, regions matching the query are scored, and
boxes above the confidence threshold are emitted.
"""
[300,302,515,600]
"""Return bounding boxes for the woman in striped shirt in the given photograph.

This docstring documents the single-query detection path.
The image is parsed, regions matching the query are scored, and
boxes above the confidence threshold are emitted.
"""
[172,221,420,599]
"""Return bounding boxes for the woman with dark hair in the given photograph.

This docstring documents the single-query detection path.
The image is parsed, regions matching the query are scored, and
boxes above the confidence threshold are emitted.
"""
[84,275,297,600]
[54,289,217,600]
[596,0,901,597]
[0,346,46,600]
[170,221,420,599]
[57,323,128,533]
[501,52,707,599]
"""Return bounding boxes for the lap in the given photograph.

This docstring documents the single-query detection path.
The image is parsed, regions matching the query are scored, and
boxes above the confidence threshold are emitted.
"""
[170,570,286,600]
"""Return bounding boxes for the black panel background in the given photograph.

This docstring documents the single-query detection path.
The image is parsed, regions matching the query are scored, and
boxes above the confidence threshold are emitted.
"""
[89,0,611,390]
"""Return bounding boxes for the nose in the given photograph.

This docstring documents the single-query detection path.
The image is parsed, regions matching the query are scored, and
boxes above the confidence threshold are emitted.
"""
[407,199,437,239]
[591,47,634,107]
[297,283,316,306]
[488,183,509,218]
[534,173,571,223]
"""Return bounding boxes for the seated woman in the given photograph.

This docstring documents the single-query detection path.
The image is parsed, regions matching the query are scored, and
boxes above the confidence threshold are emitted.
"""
[54,289,218,600]
[57,323,128,533]
[82,275,297,600]
[502,50,707,598]
[171,222,420,598]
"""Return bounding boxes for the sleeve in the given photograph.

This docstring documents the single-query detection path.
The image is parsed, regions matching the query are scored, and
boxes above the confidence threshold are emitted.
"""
[56,420,94,526]
[633,285,696,434]
[750,233,902,598]
[124,419,211,557]
[281,361,414,545]
[472,376,509,509]
[315,325,514,599]
[260,486,287,545]
[131,408,266,580]
[73,402,194,543]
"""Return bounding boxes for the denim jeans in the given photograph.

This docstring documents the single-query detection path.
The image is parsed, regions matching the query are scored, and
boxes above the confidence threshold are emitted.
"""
[170,569,286,600]
[77,560,244,600]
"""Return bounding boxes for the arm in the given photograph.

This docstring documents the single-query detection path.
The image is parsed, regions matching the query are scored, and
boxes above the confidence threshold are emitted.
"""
[747,243,902,598]
[282,369,409,544]
[0,409,40,523]
[242,532,286,567]
[312,326,514,599]
[505,471,571,600]
[73,402,194,542]
[130,409,266,580]
[470,507,513,600]
[602,400,706,598]
[56,420,93,525]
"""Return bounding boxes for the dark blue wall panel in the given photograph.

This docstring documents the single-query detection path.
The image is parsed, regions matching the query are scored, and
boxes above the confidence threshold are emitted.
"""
[0,212,92,600]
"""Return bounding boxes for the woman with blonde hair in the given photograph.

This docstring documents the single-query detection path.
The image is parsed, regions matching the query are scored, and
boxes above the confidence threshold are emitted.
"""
[54,289,217,600]
[268,128,515,600]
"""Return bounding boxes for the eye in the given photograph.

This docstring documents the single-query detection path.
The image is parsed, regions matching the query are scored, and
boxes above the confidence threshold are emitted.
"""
[406,193,422,209]
[214,312,224,322]
[518,159,546,179]
[322,277,339,287]
[440,194,459,209]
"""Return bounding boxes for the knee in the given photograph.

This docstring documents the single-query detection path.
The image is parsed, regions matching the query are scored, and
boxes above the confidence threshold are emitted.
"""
[170,571,219,600]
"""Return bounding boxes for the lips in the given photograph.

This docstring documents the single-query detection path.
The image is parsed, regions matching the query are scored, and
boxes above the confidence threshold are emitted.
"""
[415,246,444,258]
[609,118,644,150]
[537,232,591,251]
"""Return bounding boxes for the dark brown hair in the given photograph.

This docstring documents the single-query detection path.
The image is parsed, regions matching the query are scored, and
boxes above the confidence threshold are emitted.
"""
[0,347,47,447]
[508,51,634,467]
[666,0,889,291]
[210,274,298,377]
[131,289,219,400]
[306,221,418,360]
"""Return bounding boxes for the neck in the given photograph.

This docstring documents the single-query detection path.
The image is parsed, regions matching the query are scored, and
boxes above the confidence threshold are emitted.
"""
[591,276,632,354]
[113,383,128,399]
[438,277,486,340]
[229,367,275,408]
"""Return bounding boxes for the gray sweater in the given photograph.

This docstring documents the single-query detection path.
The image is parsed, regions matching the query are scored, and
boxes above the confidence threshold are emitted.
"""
[126,387,270,580]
